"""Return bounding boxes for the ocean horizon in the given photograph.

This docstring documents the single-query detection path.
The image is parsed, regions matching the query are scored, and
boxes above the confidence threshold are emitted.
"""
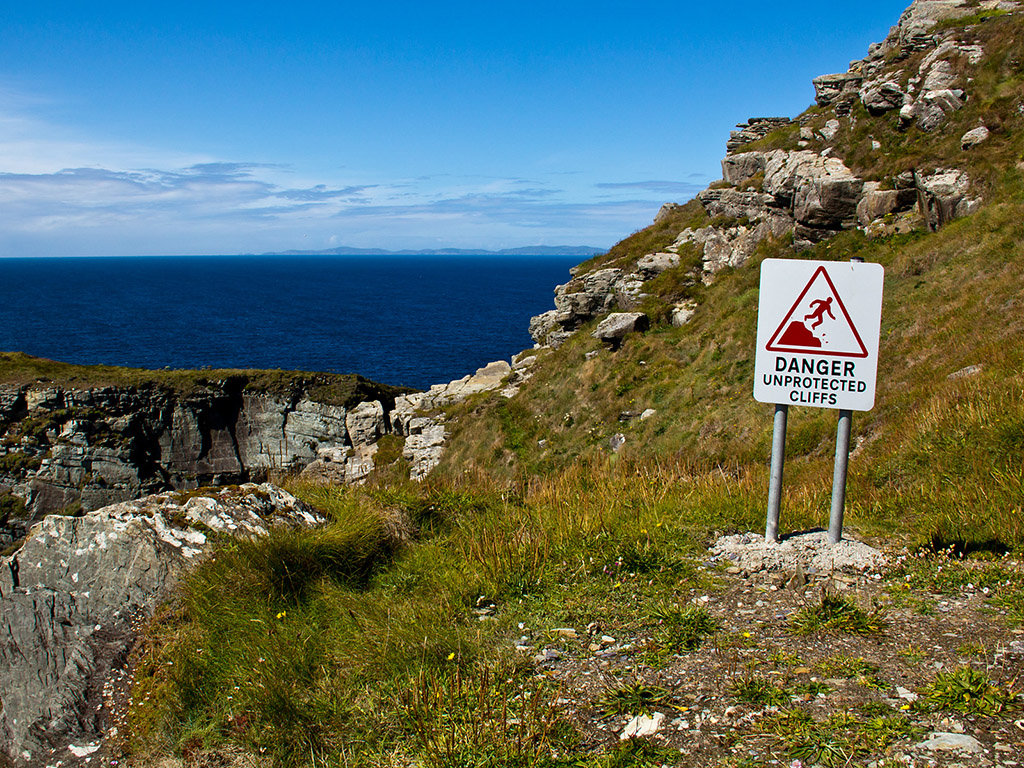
[0,254,583,391]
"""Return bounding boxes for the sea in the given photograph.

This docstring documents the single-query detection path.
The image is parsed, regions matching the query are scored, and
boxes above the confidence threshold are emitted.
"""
[0,254,583,391]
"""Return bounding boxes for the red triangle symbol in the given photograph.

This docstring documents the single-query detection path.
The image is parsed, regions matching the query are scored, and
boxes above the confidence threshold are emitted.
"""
[766,266,868,358]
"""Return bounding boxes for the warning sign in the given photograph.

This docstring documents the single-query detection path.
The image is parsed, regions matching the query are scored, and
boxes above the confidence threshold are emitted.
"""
[754,259,884,411]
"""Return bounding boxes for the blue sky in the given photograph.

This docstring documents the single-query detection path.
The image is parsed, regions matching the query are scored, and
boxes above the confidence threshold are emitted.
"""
[0,1,910,256]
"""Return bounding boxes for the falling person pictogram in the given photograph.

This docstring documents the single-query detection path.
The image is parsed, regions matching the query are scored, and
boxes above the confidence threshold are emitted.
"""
[804,296,835,331]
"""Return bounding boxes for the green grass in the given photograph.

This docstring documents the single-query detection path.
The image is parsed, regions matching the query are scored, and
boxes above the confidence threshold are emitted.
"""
[760,709,918,768]
[732,676,792,707]
[818,655,887,690]
[598,682,673,716]
[649,604,718,653]
[789,593,886,636]
[922,666,1017,716]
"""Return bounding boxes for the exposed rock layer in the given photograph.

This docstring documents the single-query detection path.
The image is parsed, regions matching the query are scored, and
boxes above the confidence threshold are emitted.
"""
[0,484,320,766]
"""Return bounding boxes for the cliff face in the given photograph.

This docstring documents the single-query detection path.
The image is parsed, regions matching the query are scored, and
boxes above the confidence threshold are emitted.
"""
[0,484,324,766]
[0,371,404,547]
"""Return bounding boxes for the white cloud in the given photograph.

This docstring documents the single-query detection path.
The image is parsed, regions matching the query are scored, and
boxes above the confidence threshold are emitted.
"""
[0,89,687,256]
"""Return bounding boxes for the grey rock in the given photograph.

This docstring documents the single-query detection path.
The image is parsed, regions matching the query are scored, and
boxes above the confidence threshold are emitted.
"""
[819,119,841,141]
[904,88,965,132]
[955,196,981,218]
[917,167,973,229]
[609,434,627,453]
[346,400,385,447]
[721,151,767,186]
[726,118,792,153]
[762,150,863,232]
[856,183,919,226]
[419,361,511,410]
[675,217,791,275]
[404,423,448,481]
[921,59,956,92]
[592,313,650,345]
[0,376,402,535]
[697,188,775,221]
[915,732,984,753]
[960,125,990,149]
[636,252,680,278]
[302,442,378,485]
[528,309,562,348]
[653,202,682,223]
[0,485,320,765]
[670,301,698,327]
[860,80,907,114]
[947,364,982,380]
[529,265,652,347]
[812,72,863,108]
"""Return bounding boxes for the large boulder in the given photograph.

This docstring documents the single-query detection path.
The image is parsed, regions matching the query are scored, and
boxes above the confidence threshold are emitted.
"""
[961,125,990,149]
[592,313,650,346]
[346,400,385,447]
[0,485,321,766]
[636,252,680,278]
[856,182,919,226]
[917,168,977,228]
[811,73,863,109]
[697,189,775,221]
[763,150,864,232]
[860,80,907,114]
[721,151,767,186]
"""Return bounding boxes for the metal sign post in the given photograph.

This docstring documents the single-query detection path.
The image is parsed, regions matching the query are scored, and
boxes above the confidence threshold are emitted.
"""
[765,404,788,543]
[753,258,884,544]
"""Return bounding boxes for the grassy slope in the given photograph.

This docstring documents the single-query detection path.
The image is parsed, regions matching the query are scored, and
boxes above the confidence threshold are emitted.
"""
[119,9,1024,768]
[436,9,1024,551]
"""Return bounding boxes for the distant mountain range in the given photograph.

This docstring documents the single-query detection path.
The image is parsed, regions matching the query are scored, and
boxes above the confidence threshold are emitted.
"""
[263,245,605,257]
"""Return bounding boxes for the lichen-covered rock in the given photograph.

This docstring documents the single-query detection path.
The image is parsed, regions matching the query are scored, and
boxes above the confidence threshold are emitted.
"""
[0,484,320,766]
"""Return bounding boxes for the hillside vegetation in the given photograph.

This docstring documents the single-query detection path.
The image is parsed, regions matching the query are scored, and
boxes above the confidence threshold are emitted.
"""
[109,4,1024,767]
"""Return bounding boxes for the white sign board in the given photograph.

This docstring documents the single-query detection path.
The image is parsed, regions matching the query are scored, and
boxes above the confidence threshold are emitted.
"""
[754,259,884,412]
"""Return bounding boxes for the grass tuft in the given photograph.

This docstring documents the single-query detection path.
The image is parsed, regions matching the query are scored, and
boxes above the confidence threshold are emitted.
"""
[923,666,1016,716]
[598,682,673,716]
[789,592,886,636]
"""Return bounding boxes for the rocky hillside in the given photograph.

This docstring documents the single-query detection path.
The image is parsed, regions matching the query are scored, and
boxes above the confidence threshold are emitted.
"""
[2,2,1024,767]
[0,355,415,548]
[433,0,1024,521]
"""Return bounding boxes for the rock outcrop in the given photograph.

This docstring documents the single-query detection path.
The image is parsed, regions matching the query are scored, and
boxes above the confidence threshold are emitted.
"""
[526,0,996,352]
[0,484,321,765]
[0,376,404,545]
